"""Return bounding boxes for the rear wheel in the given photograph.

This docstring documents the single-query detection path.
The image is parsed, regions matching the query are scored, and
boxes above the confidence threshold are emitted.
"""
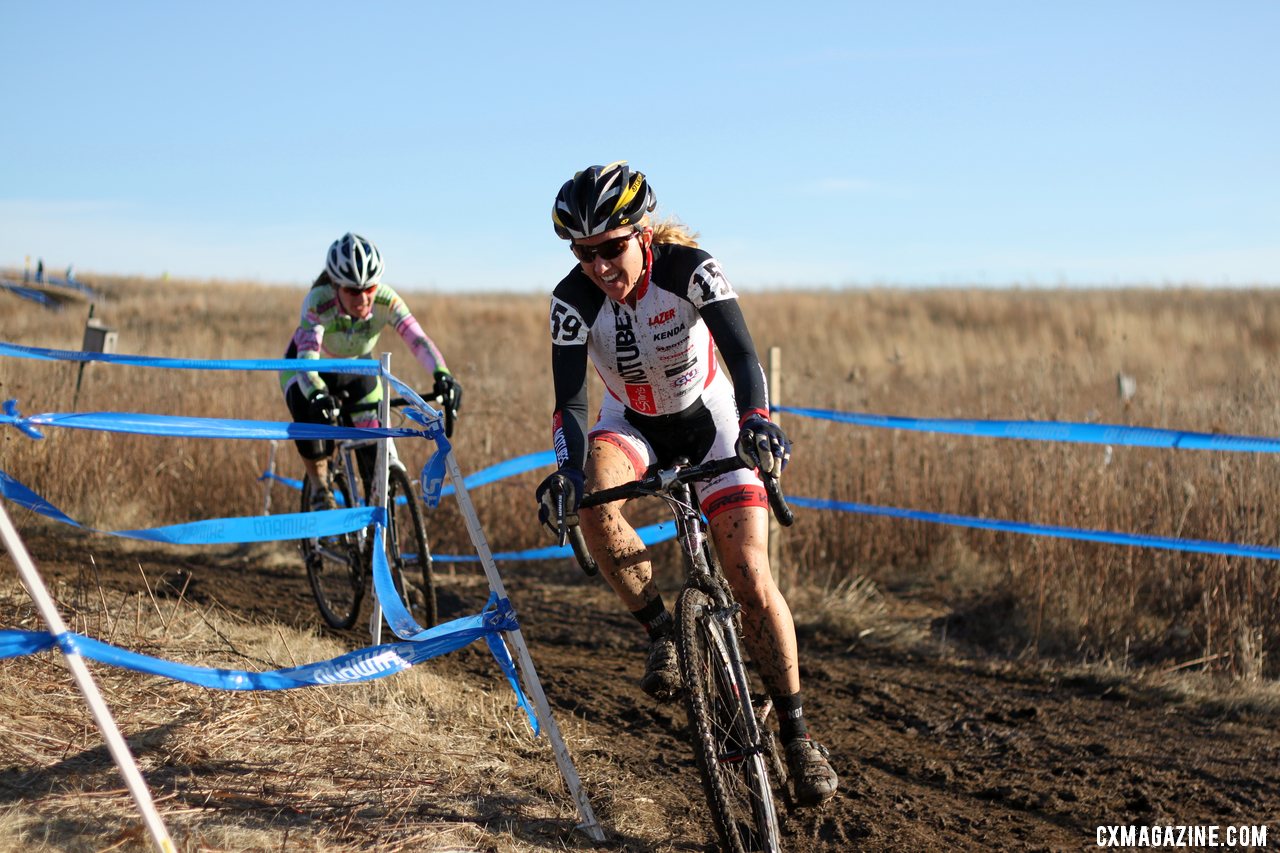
[676,587,782,853]
[384,465,436,629]
[302,469,366,629]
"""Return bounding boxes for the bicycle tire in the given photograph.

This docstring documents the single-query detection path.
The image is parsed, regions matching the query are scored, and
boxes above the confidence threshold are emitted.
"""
[384,465,437,628]
[676,586,782,853]
[697,529,792,806]
[302,469,366,629]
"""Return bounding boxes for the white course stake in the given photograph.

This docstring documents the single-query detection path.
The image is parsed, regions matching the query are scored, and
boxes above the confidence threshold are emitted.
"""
[437,426,607,841]
[367,354,394,644]
[261,439,278,516]
[0,501,176,853]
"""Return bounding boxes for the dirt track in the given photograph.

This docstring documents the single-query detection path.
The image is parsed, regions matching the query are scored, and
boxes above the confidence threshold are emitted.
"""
[18,529,1280,852]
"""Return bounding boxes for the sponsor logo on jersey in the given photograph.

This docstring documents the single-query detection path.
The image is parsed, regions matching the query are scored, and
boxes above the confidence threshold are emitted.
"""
[626,383,657,414]
[648,308,676,327]
[665,358,695,378]
[614,308,646,384]
[552,410,569,466]
[660,346,693,361]
[652,323,687,342]
[673,368,699,387]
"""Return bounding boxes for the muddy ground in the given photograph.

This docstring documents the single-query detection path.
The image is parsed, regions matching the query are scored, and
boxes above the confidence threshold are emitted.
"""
[13,528,1280,852]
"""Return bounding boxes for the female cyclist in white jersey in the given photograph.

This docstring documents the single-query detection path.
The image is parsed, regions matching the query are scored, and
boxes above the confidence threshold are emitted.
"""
[535,163,837,807]
[280,232,462,507]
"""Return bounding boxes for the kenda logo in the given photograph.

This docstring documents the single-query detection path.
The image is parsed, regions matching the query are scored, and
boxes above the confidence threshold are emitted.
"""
[653,323,687,342]
[648,308,676,326]
[314,649,411,684]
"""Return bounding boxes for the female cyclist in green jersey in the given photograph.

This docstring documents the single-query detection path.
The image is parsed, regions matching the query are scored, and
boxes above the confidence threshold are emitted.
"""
[281,232,462,506]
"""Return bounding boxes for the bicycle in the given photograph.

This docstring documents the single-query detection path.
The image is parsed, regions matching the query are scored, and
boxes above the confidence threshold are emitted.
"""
[299,394,453,631]
[556,456,796,853]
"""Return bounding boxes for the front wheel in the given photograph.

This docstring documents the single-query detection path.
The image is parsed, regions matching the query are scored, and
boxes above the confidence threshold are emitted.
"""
[301,469,366,629]
[676,587,782,853]
[384,465,437,629]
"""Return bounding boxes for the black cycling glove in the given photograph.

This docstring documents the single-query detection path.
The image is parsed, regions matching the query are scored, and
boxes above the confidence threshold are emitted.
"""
[735,414,791,475]
[535,468,585,536]
[432,370,462,437]
[308,390,338,424]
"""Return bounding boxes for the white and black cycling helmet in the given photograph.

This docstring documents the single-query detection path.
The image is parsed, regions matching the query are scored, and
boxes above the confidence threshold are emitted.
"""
[326,232,384,289]
[552,161,657,240]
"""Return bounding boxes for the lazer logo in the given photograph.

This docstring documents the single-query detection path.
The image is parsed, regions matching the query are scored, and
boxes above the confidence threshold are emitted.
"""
[648,308,676,327]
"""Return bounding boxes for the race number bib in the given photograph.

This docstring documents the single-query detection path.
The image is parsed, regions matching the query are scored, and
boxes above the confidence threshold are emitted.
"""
[687,259,736,308]
[549,296,589,345]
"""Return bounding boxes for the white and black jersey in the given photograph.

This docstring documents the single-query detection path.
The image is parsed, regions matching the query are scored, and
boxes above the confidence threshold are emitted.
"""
[548,242,769,472]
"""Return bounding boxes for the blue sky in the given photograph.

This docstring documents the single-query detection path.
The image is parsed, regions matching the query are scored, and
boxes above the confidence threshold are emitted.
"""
[4,1,1277,291]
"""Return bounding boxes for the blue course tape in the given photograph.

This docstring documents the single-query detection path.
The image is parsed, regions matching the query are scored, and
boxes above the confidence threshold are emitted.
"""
[0,340,383,373]
[1,283,61,308]
[0,469,377,543]
[440,450,556,496]
[368,522,536,728]
[775,405,1280,453]
[1,403,427,442]
[433,521,676,563]
[260,450,556,499]
[0,594,517,690]
[791,496,1280,561]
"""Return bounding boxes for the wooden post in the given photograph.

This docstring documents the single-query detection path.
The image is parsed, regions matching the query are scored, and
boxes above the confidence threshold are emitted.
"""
[768,346,784,589]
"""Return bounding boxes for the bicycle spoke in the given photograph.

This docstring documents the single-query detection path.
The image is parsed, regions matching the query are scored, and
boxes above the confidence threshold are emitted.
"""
[386,466,436,628]
[302,469,365,629]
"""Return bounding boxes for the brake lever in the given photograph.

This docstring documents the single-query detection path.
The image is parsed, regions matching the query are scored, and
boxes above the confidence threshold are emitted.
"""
[555,488,568,547]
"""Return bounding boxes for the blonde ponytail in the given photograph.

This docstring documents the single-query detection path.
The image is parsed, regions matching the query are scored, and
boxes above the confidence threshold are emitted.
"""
[648,216,700,248]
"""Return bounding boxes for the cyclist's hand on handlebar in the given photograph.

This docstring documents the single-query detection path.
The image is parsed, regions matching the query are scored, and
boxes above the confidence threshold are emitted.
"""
[432,370,462,436]
[735,414,792,476]
[535,467,585,536]
[308,391,338,425]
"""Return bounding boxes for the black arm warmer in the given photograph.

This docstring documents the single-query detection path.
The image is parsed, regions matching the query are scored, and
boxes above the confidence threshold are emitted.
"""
[699,298,768,418]
[550,342,591,471]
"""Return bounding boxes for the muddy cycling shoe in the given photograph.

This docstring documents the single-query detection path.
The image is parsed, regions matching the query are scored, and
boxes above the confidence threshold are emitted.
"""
[785,738,839,806]
[640,633,682,700]
[310,484,338,512]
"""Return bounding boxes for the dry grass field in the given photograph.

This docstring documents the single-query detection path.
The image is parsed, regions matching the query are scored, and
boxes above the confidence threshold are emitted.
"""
[4,275,1279,676]
[2,274,1280,850]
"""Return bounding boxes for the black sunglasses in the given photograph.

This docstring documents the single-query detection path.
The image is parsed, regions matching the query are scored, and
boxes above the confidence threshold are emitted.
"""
[571,231,640,263]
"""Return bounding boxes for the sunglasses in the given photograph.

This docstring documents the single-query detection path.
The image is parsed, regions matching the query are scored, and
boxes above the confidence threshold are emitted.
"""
[571,231,640,263]
[341,284,378,295]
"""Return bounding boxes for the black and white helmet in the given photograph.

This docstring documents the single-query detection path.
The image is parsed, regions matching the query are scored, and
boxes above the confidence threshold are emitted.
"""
[325,232,384,289]
[552,161,657,240]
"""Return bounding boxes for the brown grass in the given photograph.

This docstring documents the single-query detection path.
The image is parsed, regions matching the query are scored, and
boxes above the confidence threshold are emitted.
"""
[4,276,1280,678]
[0,570,636,852]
